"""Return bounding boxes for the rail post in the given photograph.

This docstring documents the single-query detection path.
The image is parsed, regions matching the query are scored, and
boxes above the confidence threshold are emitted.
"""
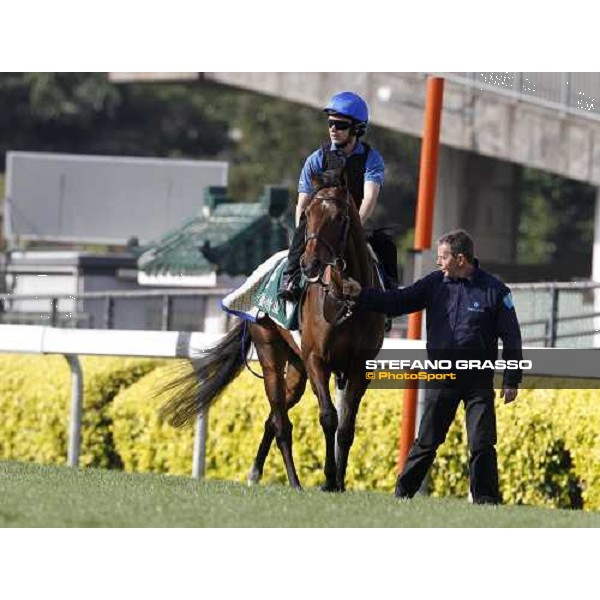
[549,286,559,347]
[192,409,209,479]
[64,354,84,468]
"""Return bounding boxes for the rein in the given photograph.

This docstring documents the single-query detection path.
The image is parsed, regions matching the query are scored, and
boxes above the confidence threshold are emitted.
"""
[302,190,351,282]
[301,188,356,326]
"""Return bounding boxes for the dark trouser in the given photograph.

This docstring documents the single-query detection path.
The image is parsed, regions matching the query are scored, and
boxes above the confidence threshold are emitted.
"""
[395,386,500,504]
[283,217,398,287]
[367,229,398,286]
[283,214,307,277]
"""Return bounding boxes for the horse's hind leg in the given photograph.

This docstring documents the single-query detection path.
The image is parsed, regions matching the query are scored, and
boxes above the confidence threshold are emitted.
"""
[251,337,303,489]
[247,415,275,486]
[247,353,307,486]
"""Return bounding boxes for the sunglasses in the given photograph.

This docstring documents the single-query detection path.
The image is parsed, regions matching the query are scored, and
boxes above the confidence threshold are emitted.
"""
[328,119,353,131]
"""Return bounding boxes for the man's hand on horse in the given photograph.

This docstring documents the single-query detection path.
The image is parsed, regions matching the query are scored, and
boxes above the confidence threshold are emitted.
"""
[500,387,518,404]
[342,277,362,298]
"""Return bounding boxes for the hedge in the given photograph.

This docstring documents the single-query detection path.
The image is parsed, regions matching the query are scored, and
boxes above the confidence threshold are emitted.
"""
[2,355,599,510]
[112,366,600,510]
[110,364,400,490]
[0,355,161,468]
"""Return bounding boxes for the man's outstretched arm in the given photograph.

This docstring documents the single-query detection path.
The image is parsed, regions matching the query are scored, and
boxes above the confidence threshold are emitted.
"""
[343,275,431,317]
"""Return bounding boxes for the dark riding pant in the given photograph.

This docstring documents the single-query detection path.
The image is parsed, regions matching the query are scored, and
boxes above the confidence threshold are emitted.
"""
[283,213,307,276]
[283,216,398,288]
[395,386,500,504]
[367,229,398,287]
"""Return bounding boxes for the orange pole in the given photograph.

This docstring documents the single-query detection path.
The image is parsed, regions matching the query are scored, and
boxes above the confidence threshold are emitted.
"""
[398,76,445,472]
[415,77,444,250]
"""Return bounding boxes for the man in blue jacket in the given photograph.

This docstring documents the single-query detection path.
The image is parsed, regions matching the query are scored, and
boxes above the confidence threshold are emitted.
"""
[343,229,523,504]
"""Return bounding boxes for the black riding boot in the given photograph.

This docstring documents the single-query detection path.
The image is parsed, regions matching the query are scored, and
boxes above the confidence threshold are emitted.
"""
[368,229,399,289]
[367,230,398,332]
[279,215,307,301]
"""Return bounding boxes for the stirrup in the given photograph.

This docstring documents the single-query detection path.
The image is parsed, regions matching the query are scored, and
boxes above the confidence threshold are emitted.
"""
[384,316,393,333]
[278,274,301,301]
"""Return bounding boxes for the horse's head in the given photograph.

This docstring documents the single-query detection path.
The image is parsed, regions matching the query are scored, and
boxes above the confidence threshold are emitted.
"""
[300,170,351,282]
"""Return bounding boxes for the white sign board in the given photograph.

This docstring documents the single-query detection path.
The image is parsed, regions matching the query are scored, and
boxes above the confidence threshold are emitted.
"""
[4,151,228,245]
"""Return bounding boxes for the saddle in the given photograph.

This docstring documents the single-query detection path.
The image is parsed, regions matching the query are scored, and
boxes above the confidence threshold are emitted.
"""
[221,246,388,332]
[221,250,300,331]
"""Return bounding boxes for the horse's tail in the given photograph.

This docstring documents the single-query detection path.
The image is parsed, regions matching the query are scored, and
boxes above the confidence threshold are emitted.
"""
[158,319,251,427]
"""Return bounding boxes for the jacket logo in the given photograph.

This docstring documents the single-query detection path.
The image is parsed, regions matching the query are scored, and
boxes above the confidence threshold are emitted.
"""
[467,301,485,313]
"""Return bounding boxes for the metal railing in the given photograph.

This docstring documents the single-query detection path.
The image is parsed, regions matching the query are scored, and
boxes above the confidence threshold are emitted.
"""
[0,288,233,331]
[440,72,600,123]
[510,281,600,347]
[0,325,223,475]
[388,281,600,348]
[2,281,600,347]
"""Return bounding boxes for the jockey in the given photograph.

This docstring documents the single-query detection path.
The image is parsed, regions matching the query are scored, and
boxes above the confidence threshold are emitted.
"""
[278,91,398,301]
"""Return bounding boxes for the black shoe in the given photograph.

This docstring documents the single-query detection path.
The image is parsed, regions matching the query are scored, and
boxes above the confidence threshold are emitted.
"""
[394,488,412,501]
[394,477,414,500]
[472,495,501,506]
[278,272,301,302]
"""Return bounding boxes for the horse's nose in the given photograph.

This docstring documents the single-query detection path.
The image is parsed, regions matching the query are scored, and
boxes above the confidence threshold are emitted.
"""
[301,254,321,279]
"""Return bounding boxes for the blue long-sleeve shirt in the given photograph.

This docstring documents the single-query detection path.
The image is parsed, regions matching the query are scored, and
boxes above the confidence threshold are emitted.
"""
[357,263,523,386]
[298,142,385,195]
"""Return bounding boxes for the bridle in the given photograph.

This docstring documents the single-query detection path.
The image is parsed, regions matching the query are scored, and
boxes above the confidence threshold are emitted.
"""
[301,189,351,284]
[300,187,354,326]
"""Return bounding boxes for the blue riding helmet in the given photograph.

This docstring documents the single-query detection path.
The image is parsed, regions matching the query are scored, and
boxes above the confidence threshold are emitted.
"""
[324,91,369,124]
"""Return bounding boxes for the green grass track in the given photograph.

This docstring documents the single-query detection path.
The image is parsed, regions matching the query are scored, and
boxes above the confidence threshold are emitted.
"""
[2,461,599,527]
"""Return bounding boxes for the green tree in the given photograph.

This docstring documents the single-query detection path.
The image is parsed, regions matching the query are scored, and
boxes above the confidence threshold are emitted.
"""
[0,73,232,165]
[0,74,421,265]
[518,169,595,269]
[224,92,324,200]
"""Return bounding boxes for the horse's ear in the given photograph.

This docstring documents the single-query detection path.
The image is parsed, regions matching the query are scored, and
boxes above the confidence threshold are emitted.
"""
[330,167,347,188]
[321,168,346,188]
[311,173,323,190]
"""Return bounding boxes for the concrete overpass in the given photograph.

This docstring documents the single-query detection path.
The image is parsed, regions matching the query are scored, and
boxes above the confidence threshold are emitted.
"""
[110,72,600,284]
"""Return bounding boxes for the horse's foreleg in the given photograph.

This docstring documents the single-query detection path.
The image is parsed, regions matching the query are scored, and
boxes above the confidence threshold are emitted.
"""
[335,373,370,492]
[334,382,348,470]
[248,354,306,486]
[307,356,338,491]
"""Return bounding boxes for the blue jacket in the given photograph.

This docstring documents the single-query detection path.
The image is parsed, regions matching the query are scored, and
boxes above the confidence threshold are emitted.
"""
[357,262,523,386]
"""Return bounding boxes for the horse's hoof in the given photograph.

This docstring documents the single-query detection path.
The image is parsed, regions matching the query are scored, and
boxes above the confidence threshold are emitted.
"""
[247,466,262,486]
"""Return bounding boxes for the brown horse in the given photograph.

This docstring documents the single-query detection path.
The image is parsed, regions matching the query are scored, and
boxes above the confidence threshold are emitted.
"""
[158,172,385,491]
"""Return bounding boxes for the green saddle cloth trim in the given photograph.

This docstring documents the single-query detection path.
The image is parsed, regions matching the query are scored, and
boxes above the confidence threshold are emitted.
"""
[251,258,304,330]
